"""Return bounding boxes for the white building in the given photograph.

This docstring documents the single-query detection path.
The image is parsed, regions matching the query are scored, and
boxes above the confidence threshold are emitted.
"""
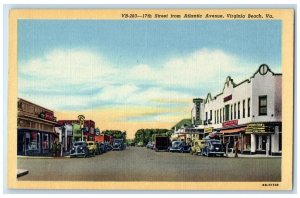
[54,123,73,152]
[202,64,282,156]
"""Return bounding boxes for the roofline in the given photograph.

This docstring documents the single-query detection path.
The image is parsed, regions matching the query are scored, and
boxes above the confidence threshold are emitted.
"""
[204,64,282,104]
[18,98,54,113]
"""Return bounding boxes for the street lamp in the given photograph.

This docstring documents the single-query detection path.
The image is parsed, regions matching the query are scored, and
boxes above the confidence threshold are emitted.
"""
[78,115,85,141]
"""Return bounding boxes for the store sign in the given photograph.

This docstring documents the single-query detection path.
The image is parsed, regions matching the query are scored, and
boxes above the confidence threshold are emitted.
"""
[223,94,232,102]
[246,123,265,133]
[222,120,238,127]
[204,127,213,133]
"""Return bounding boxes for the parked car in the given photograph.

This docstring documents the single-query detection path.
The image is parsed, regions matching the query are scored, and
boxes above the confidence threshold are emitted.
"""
[96,142,106,154]
[86,141,97,156]
[112,139,125,151]
[169,141,191,153]
[190,140,205,155]
[146,141,154,149]
[202,139,225,157]
[104,142,113,151]
[70,141,89,158]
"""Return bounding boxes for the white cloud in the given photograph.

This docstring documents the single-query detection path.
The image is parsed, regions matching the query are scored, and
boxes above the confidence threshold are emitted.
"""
[19,48,265,111]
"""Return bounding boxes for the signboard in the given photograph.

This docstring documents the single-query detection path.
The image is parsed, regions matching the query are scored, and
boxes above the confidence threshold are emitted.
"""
[204,127,213,133]
[222,120,238,127]
[245,123,265,134]
[223,94,232,102]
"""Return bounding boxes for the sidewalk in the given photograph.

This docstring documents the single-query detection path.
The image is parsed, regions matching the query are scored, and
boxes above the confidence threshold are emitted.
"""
[17,169,29,178]
[226,153,281,158]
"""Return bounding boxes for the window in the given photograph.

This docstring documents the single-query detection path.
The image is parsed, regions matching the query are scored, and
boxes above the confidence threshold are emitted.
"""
[230,105,233,120]
[234,103,236,119]
[214,110,216,124]
[225,105,229,121]
[243,100,245,118]
[248,98,251,117]
[210,110,212,121]
[217,110,219,124]
[205,112,208,121]
[238,102,240,119]
[259,96,267,115]
[220,108,222,123]
[223,107,225,122]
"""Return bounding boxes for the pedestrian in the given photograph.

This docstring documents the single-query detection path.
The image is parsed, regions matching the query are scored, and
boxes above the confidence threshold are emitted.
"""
[57,142,61,157]
[234,137,239,158]
[51,140,57,157]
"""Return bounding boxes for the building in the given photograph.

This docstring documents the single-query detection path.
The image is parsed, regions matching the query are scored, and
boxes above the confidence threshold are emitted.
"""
[54,123,73,152]
[202,64,282,155]
[191,98,205,126]
[17,98,58,156]
[57,120,96,141]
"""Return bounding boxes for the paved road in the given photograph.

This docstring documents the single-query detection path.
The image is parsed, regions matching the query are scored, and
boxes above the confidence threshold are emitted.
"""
[17,147,281,181]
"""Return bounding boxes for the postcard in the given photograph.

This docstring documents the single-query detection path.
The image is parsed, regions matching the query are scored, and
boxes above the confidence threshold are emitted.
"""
[7,8,294,190]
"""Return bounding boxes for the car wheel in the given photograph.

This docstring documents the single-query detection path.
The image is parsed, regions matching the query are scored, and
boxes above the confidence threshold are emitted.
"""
[180,148,184,153]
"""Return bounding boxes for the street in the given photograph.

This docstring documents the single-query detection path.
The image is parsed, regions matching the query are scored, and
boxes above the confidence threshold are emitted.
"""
[17,147,281,181]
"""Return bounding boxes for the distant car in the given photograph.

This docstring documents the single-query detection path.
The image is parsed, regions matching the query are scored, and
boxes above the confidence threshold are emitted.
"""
[70,141,89,158]
[169,141,191,153]
[190,140,205,155]
[112,139,125,151]
[146,142,153,149]
[86,141,97,156]
[137,142,144,147]
[202,139,225,157]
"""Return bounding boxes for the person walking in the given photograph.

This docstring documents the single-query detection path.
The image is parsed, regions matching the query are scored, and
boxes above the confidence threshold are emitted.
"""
[51,140,57,157]
[234,137,239,158]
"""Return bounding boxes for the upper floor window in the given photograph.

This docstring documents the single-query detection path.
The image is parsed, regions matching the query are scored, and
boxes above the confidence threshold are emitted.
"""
[238,102,240,119]
[247,98,251,117]
[220,108,222,123]
[214,110,216,124]
[243,100,245,118]
[259,96,267,116]
[217,110,219,124]
[234,103,236,119]
[210,110,212,121]
[230,105,233,120]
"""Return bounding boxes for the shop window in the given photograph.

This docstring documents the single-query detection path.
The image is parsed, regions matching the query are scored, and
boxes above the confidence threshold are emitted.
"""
[248,98,251,117]
[259,96,267,115]
[42,133,49,149]
[279,133,282,151]
[243,100,245,118]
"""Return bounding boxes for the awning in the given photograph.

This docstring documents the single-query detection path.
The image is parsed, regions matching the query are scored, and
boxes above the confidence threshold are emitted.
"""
[220,127,246,134]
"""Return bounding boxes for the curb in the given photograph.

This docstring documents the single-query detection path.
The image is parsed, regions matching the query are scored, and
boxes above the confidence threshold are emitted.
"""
[17,169,29,178]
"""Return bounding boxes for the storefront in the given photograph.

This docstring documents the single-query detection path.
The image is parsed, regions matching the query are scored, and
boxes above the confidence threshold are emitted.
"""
[246,122,282,156]
[17,98,57,156]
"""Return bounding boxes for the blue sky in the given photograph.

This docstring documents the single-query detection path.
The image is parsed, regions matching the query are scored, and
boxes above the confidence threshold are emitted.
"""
[18,19,282,121]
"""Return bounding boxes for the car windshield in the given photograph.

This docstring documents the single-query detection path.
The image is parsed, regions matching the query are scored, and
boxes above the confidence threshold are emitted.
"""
[172,141,182,147]
[74,142,85,146]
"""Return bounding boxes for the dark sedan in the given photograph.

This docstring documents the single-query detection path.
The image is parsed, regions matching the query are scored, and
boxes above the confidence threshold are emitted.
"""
[169,141,191,153]
[70,141,89,158]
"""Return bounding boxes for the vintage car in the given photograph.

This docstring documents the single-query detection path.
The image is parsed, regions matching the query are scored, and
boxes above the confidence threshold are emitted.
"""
[169,141,191,153]
[202,139,225,157]
[146,141,154,149]
[104,142,113,151]
[190,140,205,155]
[86,141,97,156]
[96,142,106,154]
[70,141,89,158]
[112,139,125,151]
